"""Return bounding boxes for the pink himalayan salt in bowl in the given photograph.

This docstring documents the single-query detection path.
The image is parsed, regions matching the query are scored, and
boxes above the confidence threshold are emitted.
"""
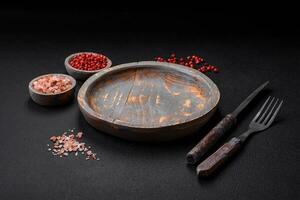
[29,74,76,106]
[32,74,73,94]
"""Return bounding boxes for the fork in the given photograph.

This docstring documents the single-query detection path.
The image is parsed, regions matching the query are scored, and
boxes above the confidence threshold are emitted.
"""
[197,96,283,176]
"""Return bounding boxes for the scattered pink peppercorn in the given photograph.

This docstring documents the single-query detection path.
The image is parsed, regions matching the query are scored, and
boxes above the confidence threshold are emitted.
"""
[154,53,219,73]
[213,67,219,73]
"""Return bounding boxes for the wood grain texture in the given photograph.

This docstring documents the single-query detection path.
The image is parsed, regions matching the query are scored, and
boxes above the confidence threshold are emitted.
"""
[186,114,236,164]
[78,61,220,142]
[197,137,241,176]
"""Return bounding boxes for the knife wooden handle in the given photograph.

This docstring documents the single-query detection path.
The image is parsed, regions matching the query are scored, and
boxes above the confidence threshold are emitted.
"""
[196,137,241,176]
[186,114,236,165]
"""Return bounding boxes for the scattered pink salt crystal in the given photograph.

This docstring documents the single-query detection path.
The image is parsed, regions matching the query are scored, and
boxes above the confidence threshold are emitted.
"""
[86,150,92,156]
[48,130,99,161]
[76,132,83,139]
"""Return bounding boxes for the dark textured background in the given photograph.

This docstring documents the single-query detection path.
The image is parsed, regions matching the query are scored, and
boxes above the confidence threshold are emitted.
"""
[0,6,299,200]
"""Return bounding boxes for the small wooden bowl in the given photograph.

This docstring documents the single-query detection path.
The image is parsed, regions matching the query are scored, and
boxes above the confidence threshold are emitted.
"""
[64,52,112,80]
[78,61,220,142]
[29,74,76,106]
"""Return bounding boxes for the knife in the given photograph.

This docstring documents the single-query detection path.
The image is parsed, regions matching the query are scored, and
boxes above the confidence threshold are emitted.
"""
[186,81,269,165]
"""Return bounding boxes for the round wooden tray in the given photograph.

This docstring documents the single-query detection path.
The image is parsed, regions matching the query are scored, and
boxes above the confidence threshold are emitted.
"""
[78,61,220,142]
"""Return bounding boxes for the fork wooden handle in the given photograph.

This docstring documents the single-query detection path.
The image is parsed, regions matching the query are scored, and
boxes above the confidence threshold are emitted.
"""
[196,137,242,176]
[186,114,236,165]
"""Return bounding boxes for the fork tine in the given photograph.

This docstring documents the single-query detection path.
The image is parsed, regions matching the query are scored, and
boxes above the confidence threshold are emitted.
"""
[263,98,279,124]
[265,100,283,127]
[257,97,275,123]
[252,96,271,123]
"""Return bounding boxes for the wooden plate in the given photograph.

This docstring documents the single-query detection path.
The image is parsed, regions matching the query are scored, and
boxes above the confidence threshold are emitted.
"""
[78,61,220,142]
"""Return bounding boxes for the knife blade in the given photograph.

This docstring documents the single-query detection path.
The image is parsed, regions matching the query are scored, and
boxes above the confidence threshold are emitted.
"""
[186,81,269,165]
[231,81,269,117]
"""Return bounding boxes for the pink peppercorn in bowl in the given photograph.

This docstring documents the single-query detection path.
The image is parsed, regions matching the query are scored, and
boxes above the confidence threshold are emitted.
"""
[28,74,76,106]
[65,52,112,80]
